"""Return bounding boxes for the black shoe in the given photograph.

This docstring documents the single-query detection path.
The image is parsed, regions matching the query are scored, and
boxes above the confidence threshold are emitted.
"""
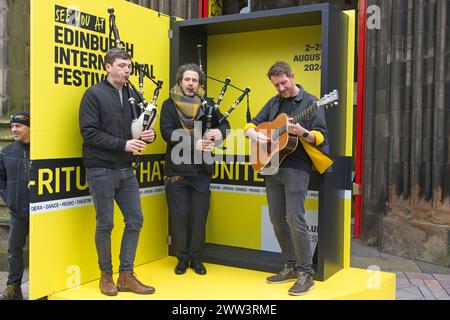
[0,283,23,300]
[175,259,189,275]
[190,260,207,275]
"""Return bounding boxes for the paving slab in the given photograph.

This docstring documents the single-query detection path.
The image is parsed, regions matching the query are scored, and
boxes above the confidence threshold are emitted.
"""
[351,240,382,258]
[396,278,411,289]
[438,280,450,295]
[405,272,435,281]
[351,256,423,273]
[433,274,450,281]
[424,279,450,300]
[0,270,7,291]
[416,260,450,274]
[409,279,436,300]
[396,286,425,300]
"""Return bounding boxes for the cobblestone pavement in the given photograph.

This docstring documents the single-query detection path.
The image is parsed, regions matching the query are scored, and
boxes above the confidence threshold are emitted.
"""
[351,239,450,300]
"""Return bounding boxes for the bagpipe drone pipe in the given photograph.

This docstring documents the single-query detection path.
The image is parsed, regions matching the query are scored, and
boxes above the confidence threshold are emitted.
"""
[195,44,252,141]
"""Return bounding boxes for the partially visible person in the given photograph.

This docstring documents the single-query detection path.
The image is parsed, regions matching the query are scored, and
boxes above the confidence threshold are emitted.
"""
[0,112,31,300]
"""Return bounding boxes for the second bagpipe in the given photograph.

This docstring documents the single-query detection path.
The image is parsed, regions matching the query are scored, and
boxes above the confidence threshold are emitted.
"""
[194,44,252,131]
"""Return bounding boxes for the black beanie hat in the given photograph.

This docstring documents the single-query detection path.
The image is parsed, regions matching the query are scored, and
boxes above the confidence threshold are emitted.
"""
[10,112,30,127]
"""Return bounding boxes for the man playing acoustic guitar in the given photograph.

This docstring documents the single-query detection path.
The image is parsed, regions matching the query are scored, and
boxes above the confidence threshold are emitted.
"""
[244,61,330,296]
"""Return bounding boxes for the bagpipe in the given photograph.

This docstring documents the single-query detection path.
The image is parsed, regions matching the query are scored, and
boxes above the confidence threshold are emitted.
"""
[194,44,252,133]
[108,8,162,140]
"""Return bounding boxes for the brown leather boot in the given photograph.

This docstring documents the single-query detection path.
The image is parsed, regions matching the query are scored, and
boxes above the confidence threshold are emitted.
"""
[99,271,118,296]
[117,272,155,294]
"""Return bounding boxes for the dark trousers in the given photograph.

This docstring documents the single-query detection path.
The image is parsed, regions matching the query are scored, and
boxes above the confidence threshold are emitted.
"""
[7,214,29,285]
[264,168,314,275]
[86,167,143,274]
[165,173,211,262]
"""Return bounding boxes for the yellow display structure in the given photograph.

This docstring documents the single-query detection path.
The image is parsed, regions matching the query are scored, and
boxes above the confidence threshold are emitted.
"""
[29,0,170,299]
[29,0,395,300]
[48,257,396,300]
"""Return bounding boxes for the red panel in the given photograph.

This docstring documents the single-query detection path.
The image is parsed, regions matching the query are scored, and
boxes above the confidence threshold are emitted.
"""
[198,0,209,18]
[354,0,368,239]
[204,0,209,18]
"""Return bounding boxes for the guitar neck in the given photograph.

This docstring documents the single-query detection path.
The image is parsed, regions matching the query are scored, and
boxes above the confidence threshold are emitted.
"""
[277,102,318,136]
[292,102,318,124]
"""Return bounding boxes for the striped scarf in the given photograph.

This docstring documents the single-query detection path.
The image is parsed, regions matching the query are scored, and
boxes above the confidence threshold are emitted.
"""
[170,84,205,135]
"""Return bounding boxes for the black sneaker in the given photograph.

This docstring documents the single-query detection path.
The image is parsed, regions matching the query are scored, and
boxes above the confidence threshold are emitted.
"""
[288,272,315,296]
[266,266,297,284]
[0,283,23,300]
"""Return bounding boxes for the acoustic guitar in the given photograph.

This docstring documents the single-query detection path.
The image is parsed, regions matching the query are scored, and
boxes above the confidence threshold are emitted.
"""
[250,90,339,175]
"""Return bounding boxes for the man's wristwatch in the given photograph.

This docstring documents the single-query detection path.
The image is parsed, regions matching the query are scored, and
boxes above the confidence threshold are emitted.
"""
[302,131,309,139]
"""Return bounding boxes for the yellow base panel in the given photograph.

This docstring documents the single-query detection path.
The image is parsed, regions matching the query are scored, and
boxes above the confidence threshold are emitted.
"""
[48,257,396,300]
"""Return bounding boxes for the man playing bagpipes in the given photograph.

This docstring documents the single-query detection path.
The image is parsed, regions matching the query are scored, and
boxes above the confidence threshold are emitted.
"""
[79,48,156,296]
[160,63,230,276]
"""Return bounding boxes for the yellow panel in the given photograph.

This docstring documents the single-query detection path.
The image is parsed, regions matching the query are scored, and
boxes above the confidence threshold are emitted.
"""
[207,193,266,249]
[342,10,356,268]
[343,196,352,269]
[207,25,322,133]
[29,0,171,299]
[206,25,322,249]
[30,0,170,160]
[344,10,356,157]
[29,195,168,299]
[48,257,396,300]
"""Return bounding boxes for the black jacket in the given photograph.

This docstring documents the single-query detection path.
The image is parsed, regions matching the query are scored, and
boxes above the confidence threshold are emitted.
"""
[160,98,230,176]
[0,141,30,218]
[79,80,137,169]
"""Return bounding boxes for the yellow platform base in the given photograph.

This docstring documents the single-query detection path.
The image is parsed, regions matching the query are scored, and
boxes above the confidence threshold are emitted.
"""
[48,257,396,300]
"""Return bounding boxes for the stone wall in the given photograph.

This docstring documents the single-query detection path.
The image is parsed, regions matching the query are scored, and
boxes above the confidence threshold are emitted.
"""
[365,0,450,267]
[0,0,30,271]
[0,0,8,116]
[6,0,29,117]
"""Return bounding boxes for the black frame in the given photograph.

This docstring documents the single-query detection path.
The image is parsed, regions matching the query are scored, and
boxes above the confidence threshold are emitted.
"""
[169,3,351,281]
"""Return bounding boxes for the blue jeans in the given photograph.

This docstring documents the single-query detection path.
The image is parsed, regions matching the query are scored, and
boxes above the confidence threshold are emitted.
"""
[86,168,143,273]
[264,168,314,275]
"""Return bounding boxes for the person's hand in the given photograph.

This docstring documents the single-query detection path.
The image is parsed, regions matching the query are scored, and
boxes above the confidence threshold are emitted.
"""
[205,129,222,141]
[246,128,269,144]
[195,139,215,151]
[287,122,306,136]
[141,129,156,143]
[125,139,147,154]
[287,121,315,144]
